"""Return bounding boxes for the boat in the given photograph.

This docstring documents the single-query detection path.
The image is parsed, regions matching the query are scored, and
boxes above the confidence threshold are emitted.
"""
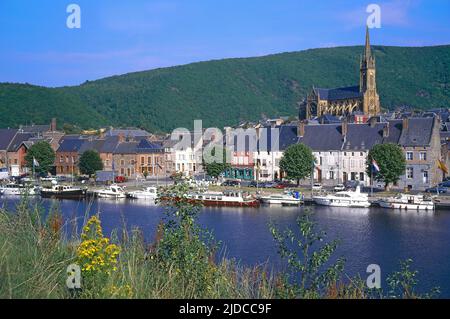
[0,183,39,196]
[40,184,86,199]
[313,186,371,208]
[93,184,126,199]
[259,190,302,206]
[378,194,434,211]
[127,186,158,200]
[187,190,259,207]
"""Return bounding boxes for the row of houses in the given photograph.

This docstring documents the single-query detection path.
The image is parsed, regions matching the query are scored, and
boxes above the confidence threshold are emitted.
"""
[226,115,444,191]
[0,115,448,190]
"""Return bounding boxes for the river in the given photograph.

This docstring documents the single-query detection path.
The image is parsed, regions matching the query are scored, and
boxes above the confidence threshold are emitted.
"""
[1,196,449,297]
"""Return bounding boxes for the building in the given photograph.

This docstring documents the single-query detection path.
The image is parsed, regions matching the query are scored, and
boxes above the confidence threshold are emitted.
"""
[301,27,381,120]
[163,131,203,177]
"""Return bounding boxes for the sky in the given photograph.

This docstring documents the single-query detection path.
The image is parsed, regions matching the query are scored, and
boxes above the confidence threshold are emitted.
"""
[0,0,449,87]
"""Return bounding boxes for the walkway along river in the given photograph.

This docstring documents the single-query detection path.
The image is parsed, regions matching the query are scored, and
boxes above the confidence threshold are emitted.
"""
[1,196,449,297]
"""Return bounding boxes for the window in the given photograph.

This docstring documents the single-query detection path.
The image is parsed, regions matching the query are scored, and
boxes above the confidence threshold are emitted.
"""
[423,171,429,184]
[420,152,427,161]
[406,152,413,161]
[360,172,365,181]
[406,167,414,179]
[329,171,335,180]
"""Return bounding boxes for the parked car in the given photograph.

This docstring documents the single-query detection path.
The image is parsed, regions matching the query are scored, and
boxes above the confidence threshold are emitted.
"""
[425,186,448,194]
[248,181,259,187]
[334,184,346,192]
[312,183,322,191]
[263,182,278,188]
[115,176,126,183]
[221,180,240,187]
[439,181,450,188]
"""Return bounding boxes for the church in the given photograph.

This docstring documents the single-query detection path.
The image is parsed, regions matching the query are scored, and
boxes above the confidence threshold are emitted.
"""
[300,27,381,120]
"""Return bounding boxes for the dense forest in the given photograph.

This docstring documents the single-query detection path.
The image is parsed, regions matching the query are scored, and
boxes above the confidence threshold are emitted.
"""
[1,45,449,132]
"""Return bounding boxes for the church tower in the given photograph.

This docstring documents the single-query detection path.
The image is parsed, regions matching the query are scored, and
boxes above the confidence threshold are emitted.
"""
[360,26,381,116]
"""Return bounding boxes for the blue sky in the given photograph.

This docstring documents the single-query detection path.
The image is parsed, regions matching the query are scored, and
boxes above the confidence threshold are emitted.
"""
[1,0,449,87]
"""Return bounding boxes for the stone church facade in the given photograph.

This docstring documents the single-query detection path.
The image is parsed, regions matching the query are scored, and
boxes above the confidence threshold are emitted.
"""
[300,27,381,120]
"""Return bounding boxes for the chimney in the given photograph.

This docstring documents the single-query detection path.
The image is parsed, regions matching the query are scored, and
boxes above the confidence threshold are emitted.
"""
[402,117,409,131]
[51,118,57,132]
[383,122,390,138]
[341,119,348,137]
[297,121,306,137]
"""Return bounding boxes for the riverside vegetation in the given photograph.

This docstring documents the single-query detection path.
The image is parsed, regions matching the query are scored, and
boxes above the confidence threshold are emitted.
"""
[0,184,441,299]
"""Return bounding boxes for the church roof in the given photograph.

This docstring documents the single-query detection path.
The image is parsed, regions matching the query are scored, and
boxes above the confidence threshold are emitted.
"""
[314,86,362,101]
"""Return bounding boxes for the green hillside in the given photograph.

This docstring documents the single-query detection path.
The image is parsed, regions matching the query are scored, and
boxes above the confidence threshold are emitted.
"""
[1,45,449,132]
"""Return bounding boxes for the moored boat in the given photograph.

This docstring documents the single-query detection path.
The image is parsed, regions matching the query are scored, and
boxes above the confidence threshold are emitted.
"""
[40,184,86,199]
[0,183,39,196]
[378,194,434,211]
[313,186,370,208]
[259,190,302,206]
[93,184,126,199]
[127,186,158,200]
[187,190,259,207]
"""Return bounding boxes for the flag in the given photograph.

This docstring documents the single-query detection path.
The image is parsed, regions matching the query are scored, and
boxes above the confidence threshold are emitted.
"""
[33,157,40,167]
[438,160,448,174]
[372,159,380,172]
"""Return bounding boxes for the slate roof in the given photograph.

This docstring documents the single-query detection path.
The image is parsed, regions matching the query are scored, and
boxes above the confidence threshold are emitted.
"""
[398,117,435,147]
[57,138,87,152]
[7,132,33,151]
[0,129,18,150]
[136,139,164,153]
[99,136,119,153]
[106,128,150,138]
[21,124,50,134]
[314,86,362,101]
[114,142,139,154]
[298,124,344,151]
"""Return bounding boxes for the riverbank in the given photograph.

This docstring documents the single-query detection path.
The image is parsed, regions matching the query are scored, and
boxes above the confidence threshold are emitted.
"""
[0,186,443,299]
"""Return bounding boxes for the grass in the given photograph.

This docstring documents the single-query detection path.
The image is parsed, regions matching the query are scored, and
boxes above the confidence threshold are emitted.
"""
[0,184,441,299]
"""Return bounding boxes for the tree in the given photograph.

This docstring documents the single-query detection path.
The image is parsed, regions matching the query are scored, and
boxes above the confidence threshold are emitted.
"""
[279,143,315,186]
[366,143,406,190]
[202,145,231,178]
[25,141,55,176]
[79,150,103,176]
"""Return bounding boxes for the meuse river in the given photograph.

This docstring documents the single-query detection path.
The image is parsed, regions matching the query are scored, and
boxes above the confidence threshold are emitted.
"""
[1,196,449,297]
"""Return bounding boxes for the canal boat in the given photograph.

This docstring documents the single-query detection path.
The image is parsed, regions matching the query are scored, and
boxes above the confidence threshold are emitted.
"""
[40,184,86,199]
[313,186,370,208]
[259,190,302,206]
[93,184,126,199]
[187,190,259,207]
[0,183,39,196]
[127,186,158,200]
[378,194,434,211]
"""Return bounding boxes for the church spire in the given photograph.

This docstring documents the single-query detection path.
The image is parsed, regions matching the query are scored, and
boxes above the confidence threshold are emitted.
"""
[364,25,372,60]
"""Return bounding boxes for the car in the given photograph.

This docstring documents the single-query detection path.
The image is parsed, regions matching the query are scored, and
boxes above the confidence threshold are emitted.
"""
[263,182,278,188]
[425,186,448,194]
[115,176,126,183]
[439,181,450,188]
[334,184,346,192]
[275,182,288,189]
[221,180,240,187]
[312,183,322,191]
[248,181,259,187]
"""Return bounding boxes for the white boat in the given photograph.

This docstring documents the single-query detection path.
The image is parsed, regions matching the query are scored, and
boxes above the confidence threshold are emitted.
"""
[0,183,39,196]
[94,184,126,199]
[127,186,158,200]
[186,190,259,207]
[260,190,302,206]
[378,194,434,211]
[313,186,371,208]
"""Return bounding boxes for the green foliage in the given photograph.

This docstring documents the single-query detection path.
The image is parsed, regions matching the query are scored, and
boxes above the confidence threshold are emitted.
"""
[386,259,440,299]
[202,145,231,178]
[1,45,449,132]
[366,143,406,188]
[279,143,315,185]
[24,141,55,175]
[79,150,103,176]
[269,211,345,298]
